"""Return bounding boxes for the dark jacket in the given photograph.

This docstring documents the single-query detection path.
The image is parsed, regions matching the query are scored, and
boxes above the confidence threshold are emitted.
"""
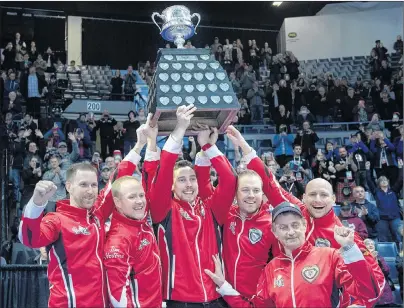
[338,213,369,240]
[341,96,357,122]
[350,200,380,239]
[2,98,22,116]
[366,169,403,220]
[294,131,319,156]
[347,141,372,170]
[2,48,15,70]
[11,138,27,169]
[96,116,117,138]
[111,77,123,95]
[312,94,330,117]
[19,72,47,100]
[370,139,398,169]
[123,119,140,141]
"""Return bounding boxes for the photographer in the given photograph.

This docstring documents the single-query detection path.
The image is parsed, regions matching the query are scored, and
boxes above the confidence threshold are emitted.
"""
[123,65,137,101]
[273,124,294,168]
[95,109,117,158]
[273,104,292,133]
[335,148,358,204]
[278,165,305,199]
[286,144,311,185]
[294,121,319,165]
[246,81,265,124]
[347,133,372,190]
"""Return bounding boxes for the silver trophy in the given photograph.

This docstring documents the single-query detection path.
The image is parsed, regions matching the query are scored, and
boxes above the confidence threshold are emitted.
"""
[151,5,201,48]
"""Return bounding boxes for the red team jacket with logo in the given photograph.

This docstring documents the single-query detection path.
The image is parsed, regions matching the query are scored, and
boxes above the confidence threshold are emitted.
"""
[243,149,385,307]
[149,137,237,303]
[195,161,276,298]
[104,150,162,308]
[218,241,379,308]
[18,151,141,308]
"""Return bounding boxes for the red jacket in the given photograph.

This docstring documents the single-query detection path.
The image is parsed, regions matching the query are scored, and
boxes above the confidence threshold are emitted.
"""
[243,149,385,307]
[218,241,379,308]
[105,149,162,308]
[195,161,276,297]
[338,214,369,240]
[149,136,236,303]
[18,152,141,308]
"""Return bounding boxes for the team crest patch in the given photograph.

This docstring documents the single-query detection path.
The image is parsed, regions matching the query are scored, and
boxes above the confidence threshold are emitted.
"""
[180,208,192,220]
[229,221,236,235]
[248,228,263,244]
[138,239,150,250]
[314,238,331,247]
[274,275,284,288]
[302,265,320,283]
[72,225,90,235]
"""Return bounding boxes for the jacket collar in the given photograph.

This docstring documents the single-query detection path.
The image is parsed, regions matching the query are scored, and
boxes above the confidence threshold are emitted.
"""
[56,199,90,219]
[312,208,337,227]
[111,208,148,228]
[278,241,313,260]
[229,201,270,221]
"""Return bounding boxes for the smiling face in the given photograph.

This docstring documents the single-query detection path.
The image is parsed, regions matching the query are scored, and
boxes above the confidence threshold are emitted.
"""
[66,169,98,210]
[236,172,263,217]
[273,213,307,252]
[303,179,335,218]
[173,165,198,203]
[112,177,147,220]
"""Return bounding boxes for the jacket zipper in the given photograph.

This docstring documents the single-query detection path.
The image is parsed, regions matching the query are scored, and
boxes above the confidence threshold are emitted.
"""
[233,220,245,290]
[93,221,105,307]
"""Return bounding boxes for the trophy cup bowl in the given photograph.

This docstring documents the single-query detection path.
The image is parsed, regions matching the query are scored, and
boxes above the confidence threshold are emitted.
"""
[151,5,200,48]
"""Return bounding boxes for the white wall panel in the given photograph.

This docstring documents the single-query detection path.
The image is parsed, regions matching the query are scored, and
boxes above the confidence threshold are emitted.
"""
[67,16,82,65]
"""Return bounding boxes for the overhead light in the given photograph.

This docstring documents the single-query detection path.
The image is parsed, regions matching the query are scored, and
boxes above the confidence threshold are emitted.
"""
[273,2,283,6]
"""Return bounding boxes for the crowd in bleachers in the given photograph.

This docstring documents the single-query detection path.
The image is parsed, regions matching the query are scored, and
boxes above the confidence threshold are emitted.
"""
[1,30,404,306]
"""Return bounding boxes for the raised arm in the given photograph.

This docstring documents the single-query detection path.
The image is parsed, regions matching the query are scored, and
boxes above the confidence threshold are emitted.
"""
[18,181,61,248]
[365,162,377,195]
[195,151,215,201]
[149,105,196,223]
[197,127,237,225]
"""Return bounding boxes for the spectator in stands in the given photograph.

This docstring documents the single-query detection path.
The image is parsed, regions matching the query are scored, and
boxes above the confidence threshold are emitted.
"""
[44,47,55,73]
[341,87,356,122]
[378,90,398,121]
[325,141,339,162]
[379,60,392,85]
[367,113,384,132]
[104,156,115,170]
[28,247,48,265]
[14,32,25,48]
[370,130,398,183]
[113,121,125,155]
[4,71,19,98]
[98,165,111,191]
[96,109,117,158]
[24,138,45,169]
[214,45,225,65]
[33,54,47,76]
[230,72,241,96]
[292,78,306,114]
[110,70,123,101]
[338,202,368,239]
[273,124,294,168]
[247,81,264,124]
[123,65,137,101]
[335,148,357,204]
[28,41,38,63]
[273,104,292,133]
[56,134,79,170]
[2,42,15,71]
[14,45,24,73]
[286,144,311,184]
[278,79,293,113]
[347,133,371,190]
[374,40,388,63]
[394,35,403,54]
[311,150,337,185]
[55,59,65,73]
[363,239,396,307]
[312,86,330,123]
[42,156,66,213]
[278,165,305,198]
[123,110,140,155]
[296,106,315,129]
[210,37,221,54]
[73,127,92,162]
[66,60,80,74]
[249,49,260,80]
[350,186,380,240]
[20,66,47,119]
[269,56,281,83]
[230,41,243,68]
[21,155,42,206]
[285,51,300,80]
[2,91,21,117]
[240,65,256,98]
[237,103,251,125]
[393,125,403,158]
[369,49,381,80]
[294,121,319,165]
[261,42,272,69]
[353,99,373,123]
[386,113,402,142]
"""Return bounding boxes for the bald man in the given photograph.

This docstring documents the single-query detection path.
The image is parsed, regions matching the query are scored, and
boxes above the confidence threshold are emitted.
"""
[225,126,385,308]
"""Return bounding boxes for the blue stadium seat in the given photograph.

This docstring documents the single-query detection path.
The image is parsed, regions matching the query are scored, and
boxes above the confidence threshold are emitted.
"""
[333,205,341,216]
[376,242,398,260]
[244,127,259,134]
[386,259,399,284]
[343,137,350,145]
[326,137,342,147]
[258,139,272,148]
[245,139,256,147]
[330,58,341,62]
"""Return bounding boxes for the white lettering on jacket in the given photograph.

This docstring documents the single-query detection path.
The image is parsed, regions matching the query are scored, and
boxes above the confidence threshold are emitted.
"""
[105,246,124,259]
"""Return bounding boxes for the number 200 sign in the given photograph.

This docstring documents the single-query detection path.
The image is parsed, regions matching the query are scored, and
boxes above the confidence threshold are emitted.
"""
[87,101,101,112]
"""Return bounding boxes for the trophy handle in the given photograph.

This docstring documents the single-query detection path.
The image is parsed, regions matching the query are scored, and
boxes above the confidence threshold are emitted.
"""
[151,12,163,33]
[191,13,201,34]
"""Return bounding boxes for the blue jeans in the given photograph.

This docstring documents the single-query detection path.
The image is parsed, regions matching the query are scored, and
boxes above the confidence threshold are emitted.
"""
[124,140,137,156]
[9,168,21,202]
[251,104,264,123]
[376,218,403,244]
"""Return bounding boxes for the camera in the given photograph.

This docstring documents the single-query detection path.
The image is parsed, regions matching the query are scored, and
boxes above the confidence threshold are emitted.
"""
[36,162,41,169]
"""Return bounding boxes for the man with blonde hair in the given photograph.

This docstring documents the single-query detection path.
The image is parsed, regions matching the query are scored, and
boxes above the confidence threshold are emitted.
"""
[104,116,162,307]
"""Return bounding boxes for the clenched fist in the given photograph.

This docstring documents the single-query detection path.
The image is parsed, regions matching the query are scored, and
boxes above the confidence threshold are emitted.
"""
[33,181,57,206]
